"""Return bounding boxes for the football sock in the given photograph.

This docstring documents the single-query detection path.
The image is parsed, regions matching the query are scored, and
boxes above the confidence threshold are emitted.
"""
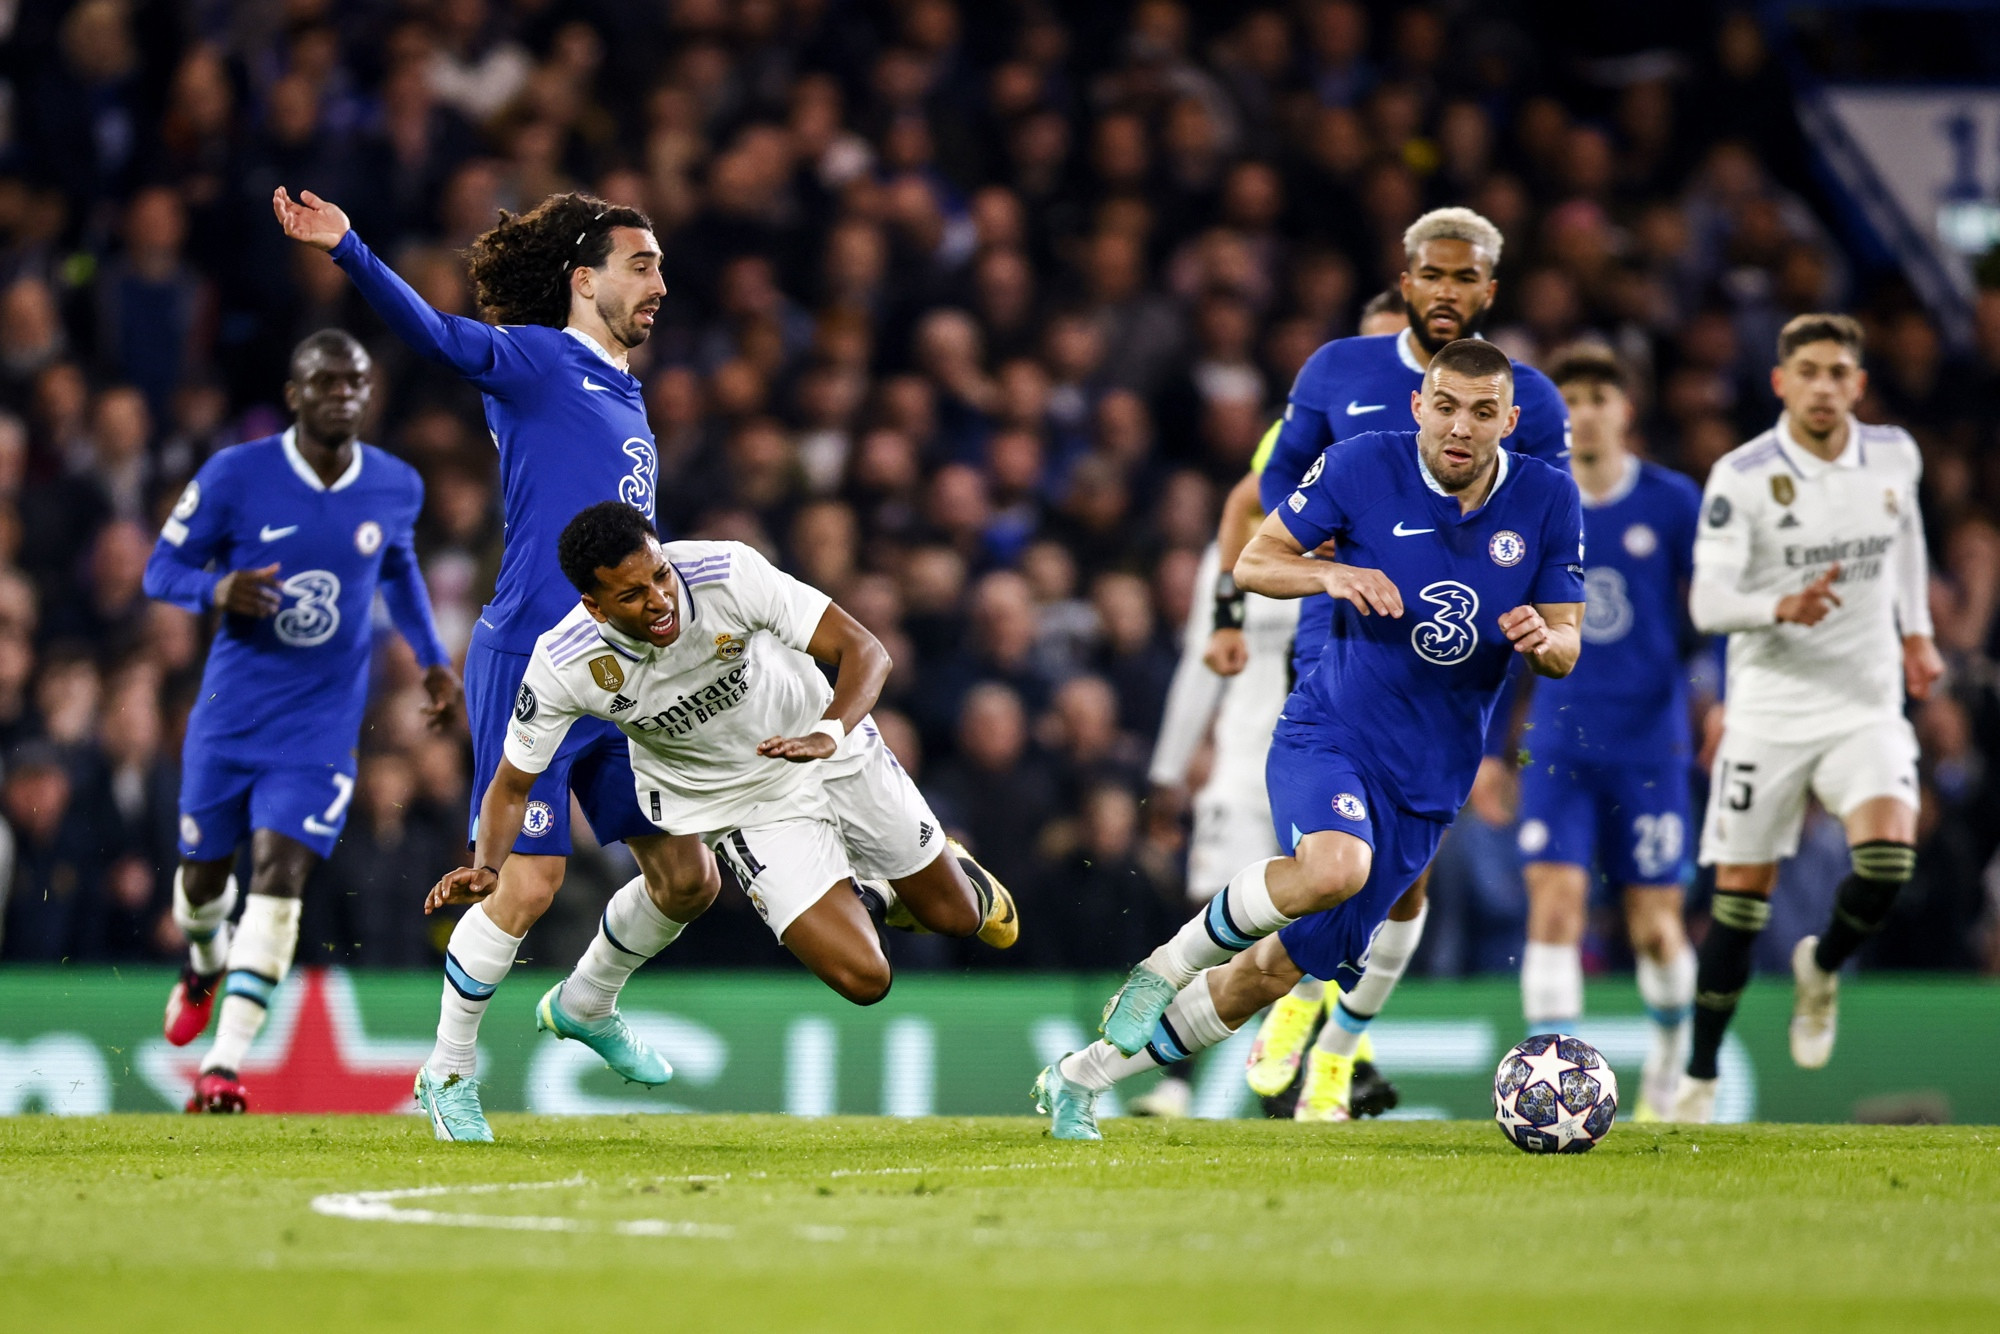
[1061,970,1237,1090]
[201,893,301,1074]
[1146,858,1293,986]
[560,876,687,1022]
[1521,940,1584,1031]
[1343,901,1427,1015]
[1314,997,1371,1058]
[173,868,238,977]
[1813,841,1915,972]
[427,904,522,1079]
[1687,891,1768,1080]
[1636,943,1696,1032]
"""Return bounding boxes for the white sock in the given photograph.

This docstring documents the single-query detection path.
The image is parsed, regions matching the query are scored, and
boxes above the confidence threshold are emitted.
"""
[1061,970,1237,1089]
[201,894,301,1074]
[1146,859,1293,986]
[1637,943,1696,1067]
[1344,903,1428,1015]
[1314,993,1369,1057]
[560,876,687,1021]
[173,868,238,977]
[1522,940,1584,1030]
[1289,976,1326,1004]
[427,904,522,1079]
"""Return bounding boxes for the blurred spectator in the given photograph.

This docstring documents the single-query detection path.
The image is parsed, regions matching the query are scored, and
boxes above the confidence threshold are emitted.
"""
[0,2,1990,976]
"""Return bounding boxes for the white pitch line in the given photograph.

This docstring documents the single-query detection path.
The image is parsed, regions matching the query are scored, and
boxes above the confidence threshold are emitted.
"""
[309,1177,734,1239]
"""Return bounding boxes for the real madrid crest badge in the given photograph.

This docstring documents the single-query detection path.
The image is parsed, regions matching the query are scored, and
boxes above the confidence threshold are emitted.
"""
[589,654,625,692]
[715,633,746,661]
[1770,475,1795,506]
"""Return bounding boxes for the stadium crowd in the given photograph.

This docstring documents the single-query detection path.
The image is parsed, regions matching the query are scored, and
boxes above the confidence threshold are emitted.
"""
[0,0,1996,978]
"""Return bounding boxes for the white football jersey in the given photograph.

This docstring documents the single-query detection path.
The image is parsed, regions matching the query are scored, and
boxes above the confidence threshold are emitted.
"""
[1690,415,1931,742]
[505,540,847,836]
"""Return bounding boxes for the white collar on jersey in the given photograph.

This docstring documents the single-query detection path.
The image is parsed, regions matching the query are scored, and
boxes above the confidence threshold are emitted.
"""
[1416,436,1511,508]
[1579,453,1641,510]
[281,426,363,492]
[1773,413,1865,473]
[1395,326,1493,375]
[563,326,627,373]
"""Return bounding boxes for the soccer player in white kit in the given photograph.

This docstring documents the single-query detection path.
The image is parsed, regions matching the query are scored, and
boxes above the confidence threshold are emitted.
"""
[1674,314,1942,1123]
[427,503,1016,1130]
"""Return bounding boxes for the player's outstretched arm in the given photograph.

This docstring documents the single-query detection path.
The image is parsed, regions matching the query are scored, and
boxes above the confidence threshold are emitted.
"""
[1502,602,1583,678]
[1236,511,1402,616]
[274,187,510,382]
[758,603,891,762]
[426,760,536,913]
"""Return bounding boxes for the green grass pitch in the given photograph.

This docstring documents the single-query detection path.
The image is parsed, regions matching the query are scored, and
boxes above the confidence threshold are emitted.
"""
[3,1115,1996,1332]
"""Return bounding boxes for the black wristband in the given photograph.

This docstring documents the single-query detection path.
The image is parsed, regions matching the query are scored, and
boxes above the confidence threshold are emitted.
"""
[1213,570,1247,631]
[478,864,500,877]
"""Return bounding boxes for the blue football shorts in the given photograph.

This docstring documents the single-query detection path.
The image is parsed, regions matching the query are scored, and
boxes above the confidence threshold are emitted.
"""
[178,751,358,860]
[1517,753,1692,889]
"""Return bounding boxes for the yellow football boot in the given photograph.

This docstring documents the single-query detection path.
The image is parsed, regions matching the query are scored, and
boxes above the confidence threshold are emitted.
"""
[1245,990,1323,1098]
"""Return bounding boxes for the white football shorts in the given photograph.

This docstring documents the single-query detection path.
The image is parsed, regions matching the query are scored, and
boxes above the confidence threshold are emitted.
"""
[1186,791,1280,903]
[823,720,946,882]
[1698,716,1920,867]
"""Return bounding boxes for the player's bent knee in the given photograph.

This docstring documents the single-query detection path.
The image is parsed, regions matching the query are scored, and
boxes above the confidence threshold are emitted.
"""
[833,959,893,1006]
[1289,832,1371,913]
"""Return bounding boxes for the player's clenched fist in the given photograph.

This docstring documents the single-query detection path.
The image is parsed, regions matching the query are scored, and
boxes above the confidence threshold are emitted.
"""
[1776,564,1842,627]
[213,564,282,616]
[1500,605,1550,655]
[1203,627,1248,676]
[1322,563,1403,617]
[272,187,351,251]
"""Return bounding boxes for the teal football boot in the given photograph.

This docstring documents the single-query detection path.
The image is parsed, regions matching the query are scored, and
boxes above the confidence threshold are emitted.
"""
[1032,1060,1102,1141]
[414,1068,494,1142]
[1099,963,1180,1056]
[535,983,673,1086]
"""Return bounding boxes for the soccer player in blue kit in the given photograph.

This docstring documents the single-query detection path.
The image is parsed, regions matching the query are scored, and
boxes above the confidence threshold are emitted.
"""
[1515,347,1702,1118]
[273,187,721,1140]
[1222,209,1573,1119]
[147,330,461,1113]
[1035,341,1585,1138]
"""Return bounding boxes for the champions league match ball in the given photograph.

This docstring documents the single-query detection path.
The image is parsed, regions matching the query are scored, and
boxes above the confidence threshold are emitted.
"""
[1493,1034,1620,1153]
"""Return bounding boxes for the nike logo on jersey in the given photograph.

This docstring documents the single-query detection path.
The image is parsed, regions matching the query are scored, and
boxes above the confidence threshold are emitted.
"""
[259,524,299,542]
[582,376,611,392]
[1345,401,1386,415]
[1392,521,1435,536]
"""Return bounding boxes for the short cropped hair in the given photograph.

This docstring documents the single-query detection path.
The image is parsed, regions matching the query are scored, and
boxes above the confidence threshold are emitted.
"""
[1777,312,1864,364]
[1360,288,1406,320]
[1426,338,1514,391]
[1403,207,1504,267]
[1546,343,1626,393]
[289,328,367,377]
[558,501,657,595]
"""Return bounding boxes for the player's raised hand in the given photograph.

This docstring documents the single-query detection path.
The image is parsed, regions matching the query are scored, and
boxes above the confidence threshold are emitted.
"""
[1322,564,1403,617]
[214,564,282,617]
[1203,627,1249,675]
[425,864,498,915]
[1903,634,1945,701]
[1500,605,1551,656]
[272,187,350,251]
[1776,564,1842,626]
[421,663,466,732]
[757,731,837,762]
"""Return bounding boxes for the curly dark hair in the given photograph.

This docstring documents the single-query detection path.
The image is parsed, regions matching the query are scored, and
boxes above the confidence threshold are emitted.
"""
[464,193,653,328]
[558,501,657,594]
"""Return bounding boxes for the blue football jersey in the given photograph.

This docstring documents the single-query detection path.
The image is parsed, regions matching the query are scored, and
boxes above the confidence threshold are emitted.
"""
[144,430,448,768]
[1524,458,1701,761]
[331,231,658,654]
[1276,430,1586,819]
[1254,330,1573,678]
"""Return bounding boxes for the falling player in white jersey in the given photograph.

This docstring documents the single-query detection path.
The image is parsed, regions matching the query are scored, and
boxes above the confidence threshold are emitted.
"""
[424,503,1017,1139]
[1675,313,1942,1122]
